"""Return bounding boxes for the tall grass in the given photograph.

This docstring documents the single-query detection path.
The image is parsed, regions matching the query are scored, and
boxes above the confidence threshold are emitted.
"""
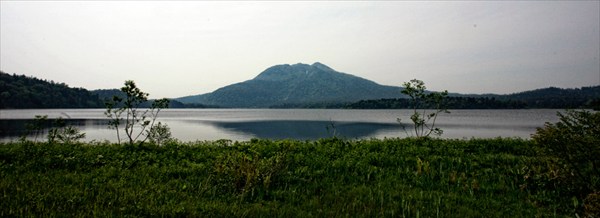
[0,138,578,217]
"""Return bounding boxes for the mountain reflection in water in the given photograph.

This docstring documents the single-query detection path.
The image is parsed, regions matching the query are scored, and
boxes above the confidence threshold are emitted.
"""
[204,120,401,140]
[0,109,561,142]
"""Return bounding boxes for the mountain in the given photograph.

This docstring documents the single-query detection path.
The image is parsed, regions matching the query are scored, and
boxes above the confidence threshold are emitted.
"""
[177,62,402,108]
[0,71,104,109]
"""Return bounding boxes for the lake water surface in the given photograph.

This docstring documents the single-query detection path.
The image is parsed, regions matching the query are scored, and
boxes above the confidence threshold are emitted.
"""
[0,109,561,142]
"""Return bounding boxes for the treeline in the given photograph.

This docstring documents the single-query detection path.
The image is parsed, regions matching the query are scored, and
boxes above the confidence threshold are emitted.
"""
[345,86,600,109]
[0,72,103,109]
[346,97,527,109]
[91,89,216,108]
[270,102,349,109]
[493,86,600,109]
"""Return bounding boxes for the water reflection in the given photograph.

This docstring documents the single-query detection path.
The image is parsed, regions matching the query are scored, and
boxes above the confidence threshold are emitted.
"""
[203,120,401,140]
[0,119,108,137]
[0,109,560,142]
[0,119,402,141]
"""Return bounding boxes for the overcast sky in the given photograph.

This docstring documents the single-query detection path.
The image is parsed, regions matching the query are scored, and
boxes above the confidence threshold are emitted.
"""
[1,1,599,98]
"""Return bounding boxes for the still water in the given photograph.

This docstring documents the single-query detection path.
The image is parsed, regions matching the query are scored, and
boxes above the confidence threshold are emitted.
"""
[0,109,561,142]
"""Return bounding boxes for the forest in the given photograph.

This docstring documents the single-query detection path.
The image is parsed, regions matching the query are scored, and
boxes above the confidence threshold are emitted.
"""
[0,72,103,109]
[0,72,194,109]
[336,87,600,110]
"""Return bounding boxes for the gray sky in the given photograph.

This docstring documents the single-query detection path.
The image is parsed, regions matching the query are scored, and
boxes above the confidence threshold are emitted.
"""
[1,1,599,98]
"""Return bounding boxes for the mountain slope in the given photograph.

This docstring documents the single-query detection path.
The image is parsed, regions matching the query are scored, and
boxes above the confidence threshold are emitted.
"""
[0,71,104,109]
[177,63,402,108]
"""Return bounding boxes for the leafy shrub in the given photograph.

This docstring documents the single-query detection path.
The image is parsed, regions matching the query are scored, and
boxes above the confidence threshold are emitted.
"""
[146,122,173,146]
[532,110,600,213]
[47,118,85,144]
[21,115,85,144]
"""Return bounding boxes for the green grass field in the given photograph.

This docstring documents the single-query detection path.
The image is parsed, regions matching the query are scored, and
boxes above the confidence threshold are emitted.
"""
[0,138,585,217]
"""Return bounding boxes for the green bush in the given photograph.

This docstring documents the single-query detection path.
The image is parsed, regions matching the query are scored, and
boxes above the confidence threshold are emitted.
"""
[532,110,600,215]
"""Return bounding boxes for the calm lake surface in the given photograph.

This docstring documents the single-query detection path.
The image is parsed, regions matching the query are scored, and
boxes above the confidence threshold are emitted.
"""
[0,109,562,142]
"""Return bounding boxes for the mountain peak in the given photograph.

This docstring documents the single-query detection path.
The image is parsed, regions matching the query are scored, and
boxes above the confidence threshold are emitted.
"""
[311,62,334,71]
[254,62,334,81]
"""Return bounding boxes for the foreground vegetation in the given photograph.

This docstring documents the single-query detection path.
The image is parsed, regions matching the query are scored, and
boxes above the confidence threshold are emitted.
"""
[0,137,597,217]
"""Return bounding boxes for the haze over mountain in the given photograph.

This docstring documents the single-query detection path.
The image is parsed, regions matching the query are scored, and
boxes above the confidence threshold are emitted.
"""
[176,63,402,108]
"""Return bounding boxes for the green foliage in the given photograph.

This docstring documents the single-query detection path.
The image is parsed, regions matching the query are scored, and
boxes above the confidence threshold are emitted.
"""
[399,79,449,138]
[0,71,103,109]
[47,118,85,144]
[531,110,600,215]
[146,122,173,146]
[347,86,600,110]
[502,86,600,109]
[104,80,169,145]
[21,115,85,144]
[0,138,576,217]
[23,115,49,142]
[105,96,125,143]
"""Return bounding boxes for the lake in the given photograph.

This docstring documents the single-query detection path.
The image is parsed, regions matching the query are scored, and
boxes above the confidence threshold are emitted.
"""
[0,109,561,142]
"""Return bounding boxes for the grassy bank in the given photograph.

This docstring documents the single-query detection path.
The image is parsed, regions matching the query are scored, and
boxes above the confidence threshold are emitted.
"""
[0,138,582,217]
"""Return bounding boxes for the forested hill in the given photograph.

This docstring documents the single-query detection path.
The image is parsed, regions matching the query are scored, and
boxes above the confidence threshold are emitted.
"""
[0,72,104,109]
[346,86,600,109]
[495,86,600,108]
[346,97,527,109]
[0,72,204,109]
